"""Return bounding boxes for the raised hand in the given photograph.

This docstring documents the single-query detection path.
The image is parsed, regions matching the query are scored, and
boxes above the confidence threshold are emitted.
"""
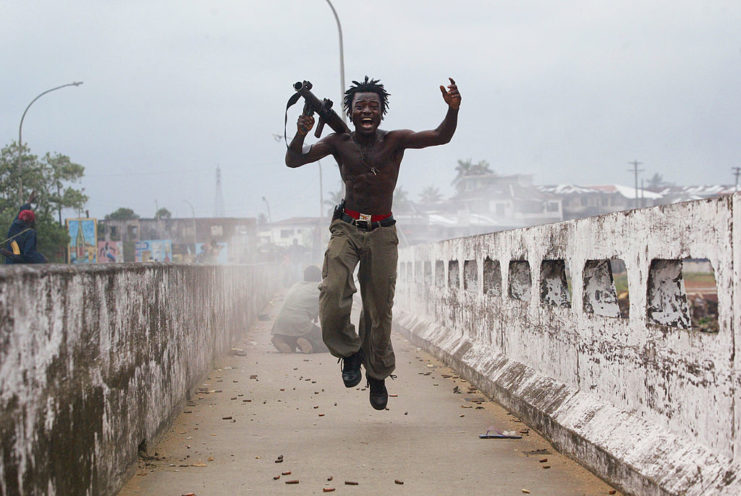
[28,190,37,204]
[297,114,315,136]
[440,77,461,110]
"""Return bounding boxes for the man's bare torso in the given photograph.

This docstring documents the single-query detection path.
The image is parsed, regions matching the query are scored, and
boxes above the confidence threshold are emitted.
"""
[285,77,460,216]
[326,129,403,214]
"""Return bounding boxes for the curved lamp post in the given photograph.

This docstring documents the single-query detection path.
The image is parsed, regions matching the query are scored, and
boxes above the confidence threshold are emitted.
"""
[17,81,83,202]
[324,0,346,124]
[324,0,347,201]
[262,196,272,223]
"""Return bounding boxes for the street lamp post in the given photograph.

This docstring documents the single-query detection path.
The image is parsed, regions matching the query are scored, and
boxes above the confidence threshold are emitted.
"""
[324,0,347,202]
[17,81,83,202]
[324,0,346,125]
[262,196,272,223]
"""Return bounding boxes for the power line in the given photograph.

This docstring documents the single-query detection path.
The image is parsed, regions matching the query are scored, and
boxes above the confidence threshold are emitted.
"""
[627,160,644,209]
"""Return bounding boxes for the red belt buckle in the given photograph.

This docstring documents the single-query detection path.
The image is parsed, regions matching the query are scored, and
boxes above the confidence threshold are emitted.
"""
[359,213,372,223]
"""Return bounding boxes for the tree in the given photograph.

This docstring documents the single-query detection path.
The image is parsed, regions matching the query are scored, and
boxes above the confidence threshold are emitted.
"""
[1,142,88,263]
[454,158,472,178]
[647,173,673,190]
[393,186,414,213]
[323,189,344,207]
[155,207,172,219]
[454,158,493,179]
[44,153,87,224]
[471,160,493,175]
[105,208,139,220]
[419,186,443,204]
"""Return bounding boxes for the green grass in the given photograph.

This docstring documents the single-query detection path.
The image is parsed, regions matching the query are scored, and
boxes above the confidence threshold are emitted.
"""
[682,272,717,286]
[613,272,628,295]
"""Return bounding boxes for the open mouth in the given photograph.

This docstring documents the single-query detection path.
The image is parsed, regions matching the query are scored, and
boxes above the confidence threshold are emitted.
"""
[360,118,374,128]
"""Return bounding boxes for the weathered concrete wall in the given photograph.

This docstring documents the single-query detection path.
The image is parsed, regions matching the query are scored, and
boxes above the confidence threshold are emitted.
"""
[0,263,279,496]
[394,194,741,496]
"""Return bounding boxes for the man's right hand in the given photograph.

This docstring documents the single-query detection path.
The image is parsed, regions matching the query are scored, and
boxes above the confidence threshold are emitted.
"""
[297,114,315,136]
[28,190,37,204]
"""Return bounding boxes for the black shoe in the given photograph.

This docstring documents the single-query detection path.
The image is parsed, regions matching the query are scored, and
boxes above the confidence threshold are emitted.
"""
[367,374,388,410]
[339,349,363,388]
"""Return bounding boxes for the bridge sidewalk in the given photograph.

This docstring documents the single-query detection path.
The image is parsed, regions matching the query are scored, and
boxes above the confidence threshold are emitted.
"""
[119,293,618,496]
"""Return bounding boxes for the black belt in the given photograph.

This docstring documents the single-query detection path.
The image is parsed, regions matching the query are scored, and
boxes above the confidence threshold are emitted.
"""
[340,213,396,231]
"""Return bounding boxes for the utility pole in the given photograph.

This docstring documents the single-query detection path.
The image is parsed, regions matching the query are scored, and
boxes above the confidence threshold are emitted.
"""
[627,160,644,209]
[214,166,225,217]
[733,167,741,192]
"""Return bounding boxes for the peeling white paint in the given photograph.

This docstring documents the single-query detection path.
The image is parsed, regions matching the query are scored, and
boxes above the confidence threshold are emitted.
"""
[647,259,691,328]
[395,194,740,495]
[0,264,279,496]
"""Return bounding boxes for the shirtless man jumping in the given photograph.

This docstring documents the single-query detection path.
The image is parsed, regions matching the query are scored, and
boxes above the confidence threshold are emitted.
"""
[285,76,461,410]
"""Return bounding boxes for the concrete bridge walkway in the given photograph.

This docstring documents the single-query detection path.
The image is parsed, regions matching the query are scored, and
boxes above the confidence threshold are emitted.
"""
[119,293,618,496]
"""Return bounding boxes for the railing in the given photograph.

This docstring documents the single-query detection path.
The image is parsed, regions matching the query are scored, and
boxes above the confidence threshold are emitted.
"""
[0,263,280,496]
[394,194,739,496]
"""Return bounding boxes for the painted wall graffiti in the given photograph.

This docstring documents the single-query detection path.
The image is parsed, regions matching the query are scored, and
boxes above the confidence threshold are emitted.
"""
[97,241,123,263]
[67,218,97,264]
[135,240,172,262]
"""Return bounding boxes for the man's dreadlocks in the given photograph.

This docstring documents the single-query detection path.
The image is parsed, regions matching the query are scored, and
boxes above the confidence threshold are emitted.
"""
[343,76,390,118]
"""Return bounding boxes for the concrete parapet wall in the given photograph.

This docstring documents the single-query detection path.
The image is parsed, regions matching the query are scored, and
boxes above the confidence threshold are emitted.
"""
[0,264,278,496]
[394,194,741,495]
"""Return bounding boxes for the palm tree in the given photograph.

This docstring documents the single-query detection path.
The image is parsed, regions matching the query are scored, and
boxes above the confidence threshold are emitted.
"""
[419,186,443,204]
[324,189,344,206]
[454,158,493,179]
[454,159,473,179]
[393,186,415,213]
[647,173,665,189]
[470,160,493,175]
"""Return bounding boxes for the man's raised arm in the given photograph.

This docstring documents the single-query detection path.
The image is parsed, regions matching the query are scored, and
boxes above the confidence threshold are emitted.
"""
[285,114,334,168]
[398,77,461,150]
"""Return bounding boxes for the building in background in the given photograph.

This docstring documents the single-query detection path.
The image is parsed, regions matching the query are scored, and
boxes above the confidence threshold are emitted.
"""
[390,174,564,245]
[651,185,736,204]
[257,217,326,272]
[93,181,738,260]
[98,216,257,263]
[538,184,663,220]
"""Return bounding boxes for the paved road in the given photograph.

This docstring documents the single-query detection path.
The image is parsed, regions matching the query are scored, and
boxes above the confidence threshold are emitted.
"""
[120,293,619,496]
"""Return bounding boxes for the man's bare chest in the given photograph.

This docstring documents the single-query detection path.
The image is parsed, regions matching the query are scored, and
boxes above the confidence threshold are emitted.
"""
[336,134,401,177]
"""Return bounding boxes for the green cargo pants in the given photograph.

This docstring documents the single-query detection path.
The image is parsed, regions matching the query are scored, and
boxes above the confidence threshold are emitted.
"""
[319,219,398,380]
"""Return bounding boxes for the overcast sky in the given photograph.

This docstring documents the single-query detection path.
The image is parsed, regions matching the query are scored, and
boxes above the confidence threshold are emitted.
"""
[2,0,740,220]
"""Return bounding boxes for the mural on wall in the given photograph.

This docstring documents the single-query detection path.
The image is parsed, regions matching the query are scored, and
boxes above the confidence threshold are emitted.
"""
[67,218,97,264]
[97,241,123,263]
[195,242,228,264]
[135,240,173,262]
